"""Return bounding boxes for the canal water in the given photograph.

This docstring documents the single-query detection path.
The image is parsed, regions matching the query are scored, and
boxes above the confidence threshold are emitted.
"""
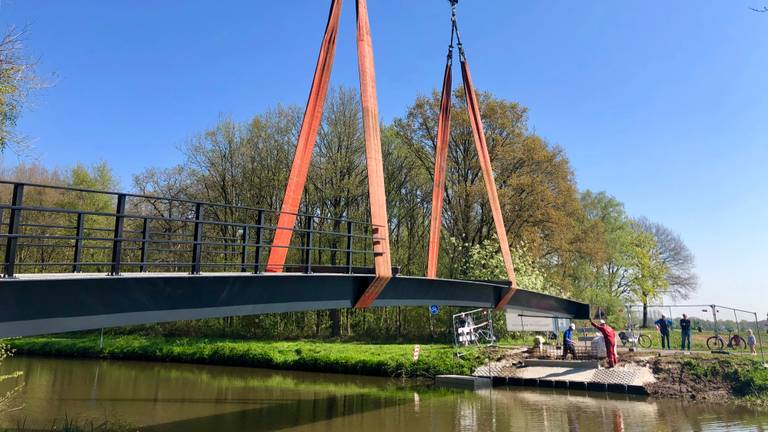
[1,356,767,431]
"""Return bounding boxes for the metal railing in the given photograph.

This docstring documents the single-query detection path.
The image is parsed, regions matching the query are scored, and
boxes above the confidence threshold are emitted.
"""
[0,180,387,277]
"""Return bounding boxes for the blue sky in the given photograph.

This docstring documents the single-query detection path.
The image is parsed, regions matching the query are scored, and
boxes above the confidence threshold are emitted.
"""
[1,1,767,314]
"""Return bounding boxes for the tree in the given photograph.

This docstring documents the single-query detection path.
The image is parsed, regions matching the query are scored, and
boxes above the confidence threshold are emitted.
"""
[628,221,669,327]
[0,28,42,153]
[64,161,117,212]
[392,88,591,283]
[307,87,368,336]
[578,191,669,324]
[0,162,118,273]
[635,217,698,301]
[459,237,553,296]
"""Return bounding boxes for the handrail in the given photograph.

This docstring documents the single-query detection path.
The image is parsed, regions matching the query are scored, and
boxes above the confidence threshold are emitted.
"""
[0,180,384,278]
[0,180,383,227]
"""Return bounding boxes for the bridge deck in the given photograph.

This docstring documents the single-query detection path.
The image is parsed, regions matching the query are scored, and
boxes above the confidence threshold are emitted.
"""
[0,273,588,338]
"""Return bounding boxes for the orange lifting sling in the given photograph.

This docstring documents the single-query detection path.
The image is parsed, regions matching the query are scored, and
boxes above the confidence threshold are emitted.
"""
[266,0,392,308]
[427,1,519,310]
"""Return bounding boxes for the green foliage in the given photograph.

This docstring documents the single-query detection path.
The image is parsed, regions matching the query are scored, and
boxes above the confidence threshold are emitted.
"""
[393,88,589,282]
[679,355,768,399]
[0,28,41,152]
[9,336,487,379]
[61,162,118,213]
[454,237,554,296]
[575,191,670,313]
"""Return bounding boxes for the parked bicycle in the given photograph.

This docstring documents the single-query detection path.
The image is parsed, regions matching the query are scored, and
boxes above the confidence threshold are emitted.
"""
[618,326,653,349]
[706,327,746,351]
[474,326,496,345]
[705,305,747,351]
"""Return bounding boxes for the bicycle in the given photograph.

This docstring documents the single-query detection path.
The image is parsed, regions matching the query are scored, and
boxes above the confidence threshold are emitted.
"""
[474,328,496,345]
[703,305,747,351]
[619,326,653,349]
[706,328,746,351]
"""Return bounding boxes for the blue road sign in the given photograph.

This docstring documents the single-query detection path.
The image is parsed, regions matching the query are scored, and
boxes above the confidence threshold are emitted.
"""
[430,305,439,315]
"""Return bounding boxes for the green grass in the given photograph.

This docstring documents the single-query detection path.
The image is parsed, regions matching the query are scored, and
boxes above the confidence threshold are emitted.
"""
[679,356,768,399]
[656,353,768,401]
[6,335,487,378]
[646,330,763,352]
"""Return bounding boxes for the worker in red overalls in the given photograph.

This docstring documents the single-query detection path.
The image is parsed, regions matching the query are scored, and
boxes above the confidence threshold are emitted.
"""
[590,317,618,368]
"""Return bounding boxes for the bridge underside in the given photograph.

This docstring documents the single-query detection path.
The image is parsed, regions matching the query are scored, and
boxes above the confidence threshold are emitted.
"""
[0,274,589,338]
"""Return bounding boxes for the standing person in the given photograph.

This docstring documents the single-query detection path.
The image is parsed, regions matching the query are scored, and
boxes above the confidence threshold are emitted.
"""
[590,317,618,368]
[747,329,757,355]
[680,314,692,351]
[563,323,577,360]
[655,314,671,350]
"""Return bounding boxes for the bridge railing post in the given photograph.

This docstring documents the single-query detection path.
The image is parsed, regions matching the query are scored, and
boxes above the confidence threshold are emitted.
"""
[253,210,264,274]
[139,218,150,272]
[110,194,127,276]
[4,183,24,278]
[72,213,85,273]
[240,225,249,273]
[304,215,313,274]
[346,220,353,274]
[191,203,203,275]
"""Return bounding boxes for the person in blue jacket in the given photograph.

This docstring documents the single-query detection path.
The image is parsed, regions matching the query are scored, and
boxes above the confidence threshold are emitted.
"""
[655,314,671,349]
[562,323,577,359]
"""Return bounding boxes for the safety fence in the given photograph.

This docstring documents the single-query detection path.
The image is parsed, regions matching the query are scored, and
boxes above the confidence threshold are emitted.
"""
[623,304,765,361]
[0,180,385,277]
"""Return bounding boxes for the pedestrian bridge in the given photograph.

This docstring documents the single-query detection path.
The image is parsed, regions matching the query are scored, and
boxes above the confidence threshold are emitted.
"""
[0,181,588,338]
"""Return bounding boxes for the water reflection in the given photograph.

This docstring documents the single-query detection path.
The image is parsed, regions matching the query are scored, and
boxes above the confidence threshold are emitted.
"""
[1,356,767,431]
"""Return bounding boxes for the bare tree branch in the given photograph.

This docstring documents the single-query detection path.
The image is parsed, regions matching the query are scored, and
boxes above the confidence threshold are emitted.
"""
[635,217,698,301]
[0,26,48,156]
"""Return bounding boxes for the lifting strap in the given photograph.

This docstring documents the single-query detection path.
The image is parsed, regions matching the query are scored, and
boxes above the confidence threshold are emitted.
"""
[460,56,518,310]
[266,0,393,308]
[267,0,342,272]
[426,1,519,309]
[353,0,393,308]
[426,28,454,279]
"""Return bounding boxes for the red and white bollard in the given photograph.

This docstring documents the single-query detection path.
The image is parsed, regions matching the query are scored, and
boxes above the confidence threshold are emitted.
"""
[413,344,420,362]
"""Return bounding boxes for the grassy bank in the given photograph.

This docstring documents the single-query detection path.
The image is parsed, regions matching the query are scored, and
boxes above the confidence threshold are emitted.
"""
[638,352,768,402]
[6,335,486,378]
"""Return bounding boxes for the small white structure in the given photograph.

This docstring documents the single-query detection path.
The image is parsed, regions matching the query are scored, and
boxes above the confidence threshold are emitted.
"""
[505,309,571,333]
[591,334,607,358]
[453,309,495,347]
